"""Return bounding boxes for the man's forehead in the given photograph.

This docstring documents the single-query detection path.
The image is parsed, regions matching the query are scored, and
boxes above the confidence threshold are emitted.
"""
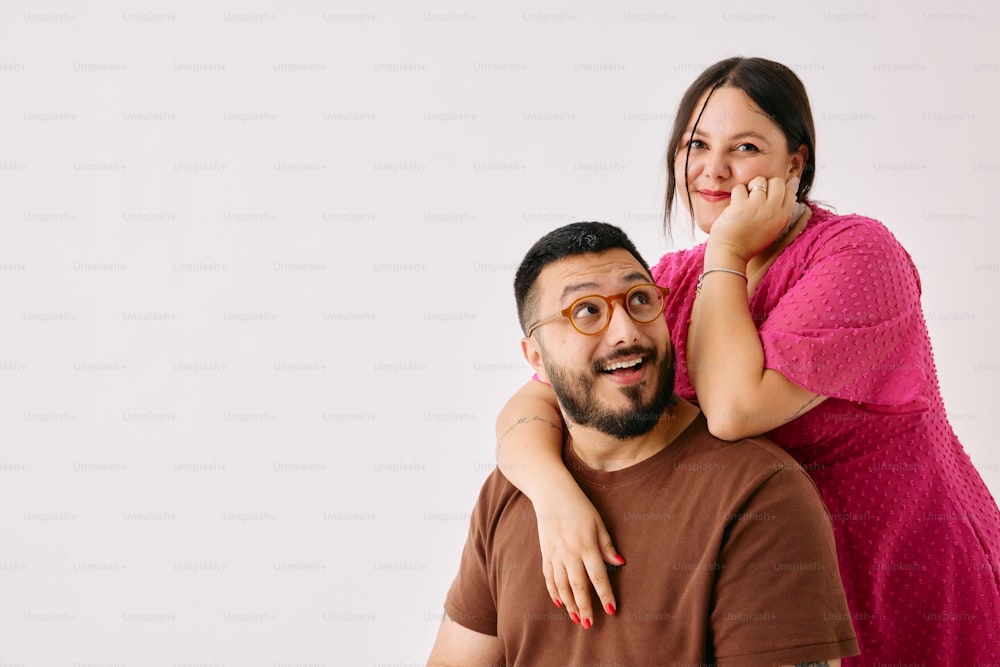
[538,250,651,302]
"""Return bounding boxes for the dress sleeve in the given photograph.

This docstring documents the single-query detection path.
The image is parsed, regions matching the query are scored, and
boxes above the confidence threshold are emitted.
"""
[711,462,860,666]
[758,216,930,409]
[443,479,500,636]
[651,245,701,294]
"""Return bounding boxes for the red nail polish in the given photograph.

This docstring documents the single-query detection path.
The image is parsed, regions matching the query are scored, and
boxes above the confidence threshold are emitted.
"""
[605,603,616,615]
[614,553,626,565]
[582,617,592,629]
[554,599,562,609]
[570,612,580,624]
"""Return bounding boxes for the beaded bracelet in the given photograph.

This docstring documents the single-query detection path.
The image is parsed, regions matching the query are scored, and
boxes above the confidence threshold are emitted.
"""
[695,268,748,295]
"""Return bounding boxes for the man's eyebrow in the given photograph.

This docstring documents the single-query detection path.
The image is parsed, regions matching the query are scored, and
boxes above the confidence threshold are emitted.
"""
[559,271,651,301]
[560,281,600,301]
[621,270,651,285]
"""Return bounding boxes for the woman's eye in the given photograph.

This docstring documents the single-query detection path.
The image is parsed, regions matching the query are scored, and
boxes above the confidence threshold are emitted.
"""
[736,143,760,153]
[687,139,706,149]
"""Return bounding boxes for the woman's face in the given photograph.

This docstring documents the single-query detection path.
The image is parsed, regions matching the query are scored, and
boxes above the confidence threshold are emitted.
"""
[674,86,807,234]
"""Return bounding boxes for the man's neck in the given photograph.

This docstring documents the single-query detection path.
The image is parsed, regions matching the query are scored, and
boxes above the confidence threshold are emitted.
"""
[565,397,701,472]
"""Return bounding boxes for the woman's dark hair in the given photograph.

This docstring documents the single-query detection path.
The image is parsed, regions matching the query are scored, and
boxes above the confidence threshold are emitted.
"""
[664,57,817,234]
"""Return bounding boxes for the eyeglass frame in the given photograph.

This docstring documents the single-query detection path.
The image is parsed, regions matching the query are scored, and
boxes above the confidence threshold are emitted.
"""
[525,283,670,338]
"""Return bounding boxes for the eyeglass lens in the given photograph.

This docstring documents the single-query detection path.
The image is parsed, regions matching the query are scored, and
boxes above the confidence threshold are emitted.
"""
[569,285,663,334]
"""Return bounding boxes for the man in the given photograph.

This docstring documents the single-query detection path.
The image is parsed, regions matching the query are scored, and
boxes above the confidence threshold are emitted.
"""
[427,222,859,666]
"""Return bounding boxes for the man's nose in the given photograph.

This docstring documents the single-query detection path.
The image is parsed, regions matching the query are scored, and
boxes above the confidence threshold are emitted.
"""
[602,300,641,345]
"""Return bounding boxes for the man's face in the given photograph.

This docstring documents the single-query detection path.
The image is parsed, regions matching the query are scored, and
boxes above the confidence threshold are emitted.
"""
[524,249,675,439]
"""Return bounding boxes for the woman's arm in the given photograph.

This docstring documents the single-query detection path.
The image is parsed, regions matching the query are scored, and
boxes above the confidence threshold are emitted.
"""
[496,379,624,627]
[690,176,827,440]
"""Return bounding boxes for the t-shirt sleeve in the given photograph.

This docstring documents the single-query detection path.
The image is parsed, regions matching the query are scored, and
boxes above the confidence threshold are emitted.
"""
[711,462,860,666]
[759,217,930,409]
[443,478,500,636]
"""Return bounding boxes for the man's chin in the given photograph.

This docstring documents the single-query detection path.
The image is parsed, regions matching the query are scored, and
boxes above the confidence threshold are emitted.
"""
[593,408,664,440]
[548,352,675,440]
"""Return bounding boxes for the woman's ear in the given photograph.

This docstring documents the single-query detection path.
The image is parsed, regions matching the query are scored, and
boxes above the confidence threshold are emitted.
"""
[789,143,809,178]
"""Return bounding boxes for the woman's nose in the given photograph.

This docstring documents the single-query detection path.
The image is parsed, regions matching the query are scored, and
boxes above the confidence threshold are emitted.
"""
[690,149,729,181]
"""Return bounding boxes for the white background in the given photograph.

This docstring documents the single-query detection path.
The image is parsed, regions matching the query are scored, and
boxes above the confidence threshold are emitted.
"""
[1,1,998,665]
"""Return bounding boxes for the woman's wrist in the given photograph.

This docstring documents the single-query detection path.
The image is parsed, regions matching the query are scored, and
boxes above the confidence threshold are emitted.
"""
[528,472,590,509]
[703,241,750,272]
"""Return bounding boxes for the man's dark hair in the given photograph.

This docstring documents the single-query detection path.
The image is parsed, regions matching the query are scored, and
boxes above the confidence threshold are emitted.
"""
[514,222,651,334]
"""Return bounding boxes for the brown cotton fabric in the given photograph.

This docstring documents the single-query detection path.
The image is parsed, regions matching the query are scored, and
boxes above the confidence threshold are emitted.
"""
[444,414,859,666]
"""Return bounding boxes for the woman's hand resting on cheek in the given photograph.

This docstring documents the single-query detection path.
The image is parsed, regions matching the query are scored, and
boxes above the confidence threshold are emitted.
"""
[706,176,800,265]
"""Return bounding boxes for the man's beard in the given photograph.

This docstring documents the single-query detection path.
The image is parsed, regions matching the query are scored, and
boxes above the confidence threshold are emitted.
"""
[545,344,676,440]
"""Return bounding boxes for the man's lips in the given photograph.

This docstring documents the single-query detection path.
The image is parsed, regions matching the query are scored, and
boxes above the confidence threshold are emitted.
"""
[598,355,647,385]
[601,356,643,373]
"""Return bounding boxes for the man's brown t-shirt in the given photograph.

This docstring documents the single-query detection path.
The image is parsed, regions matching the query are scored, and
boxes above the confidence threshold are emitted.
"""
[444,414,859,666]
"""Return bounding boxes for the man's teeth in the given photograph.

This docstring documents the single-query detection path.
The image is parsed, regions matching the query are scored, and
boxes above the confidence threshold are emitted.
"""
[603,358,642,372]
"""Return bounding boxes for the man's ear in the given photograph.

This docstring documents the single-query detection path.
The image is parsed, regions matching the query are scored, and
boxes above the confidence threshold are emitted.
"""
[521,335,549,384]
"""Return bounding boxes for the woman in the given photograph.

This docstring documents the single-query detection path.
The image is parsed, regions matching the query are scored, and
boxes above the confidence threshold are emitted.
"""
[495,57,1000,664]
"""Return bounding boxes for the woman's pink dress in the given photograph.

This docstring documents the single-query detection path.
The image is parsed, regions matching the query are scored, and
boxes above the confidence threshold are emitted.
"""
[651,203,1000,664]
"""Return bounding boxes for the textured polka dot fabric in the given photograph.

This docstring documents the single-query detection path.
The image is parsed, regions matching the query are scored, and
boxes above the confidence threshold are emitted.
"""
[652,203,1000,665]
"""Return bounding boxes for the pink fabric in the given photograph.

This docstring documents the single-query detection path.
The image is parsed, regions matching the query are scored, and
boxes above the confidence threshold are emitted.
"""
[651,203,1000,665]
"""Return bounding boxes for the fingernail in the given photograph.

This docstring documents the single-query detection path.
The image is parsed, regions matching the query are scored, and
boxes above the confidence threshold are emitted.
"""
[554,599,562,609]
[582,617,592,629]
[614,553,626,565]
[570,612,580,624]
[605,603,616,615]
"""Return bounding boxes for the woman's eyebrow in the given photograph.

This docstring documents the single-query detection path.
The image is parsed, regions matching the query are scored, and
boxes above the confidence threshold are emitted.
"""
[728,131,770,142]
[686,129,771,143]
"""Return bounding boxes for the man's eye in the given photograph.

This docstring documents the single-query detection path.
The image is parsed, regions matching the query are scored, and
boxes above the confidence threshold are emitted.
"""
[629,292,651,306]
[571,302,602,320]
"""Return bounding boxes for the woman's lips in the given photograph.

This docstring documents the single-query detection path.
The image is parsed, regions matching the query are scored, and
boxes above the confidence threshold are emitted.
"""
[697,190,731,203]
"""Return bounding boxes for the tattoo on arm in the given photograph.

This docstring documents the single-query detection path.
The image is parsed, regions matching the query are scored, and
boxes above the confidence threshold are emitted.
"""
[499,415,562,443]
[785,394,822,422]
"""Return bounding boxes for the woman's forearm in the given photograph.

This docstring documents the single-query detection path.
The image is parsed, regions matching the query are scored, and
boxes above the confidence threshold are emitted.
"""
[690,241,826,440]
[494,379,575,503]
[494,379,622,621]
[688,245,768,440]
[689,179,826,439]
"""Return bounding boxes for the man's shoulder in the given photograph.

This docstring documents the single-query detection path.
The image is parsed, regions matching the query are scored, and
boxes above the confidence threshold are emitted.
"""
[676,421,811,484]
[669,422,828,526]
[469,467,528,525]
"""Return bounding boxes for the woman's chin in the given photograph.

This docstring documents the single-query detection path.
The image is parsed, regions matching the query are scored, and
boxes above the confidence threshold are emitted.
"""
[693,215,717,236]
[689,204,724,235]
